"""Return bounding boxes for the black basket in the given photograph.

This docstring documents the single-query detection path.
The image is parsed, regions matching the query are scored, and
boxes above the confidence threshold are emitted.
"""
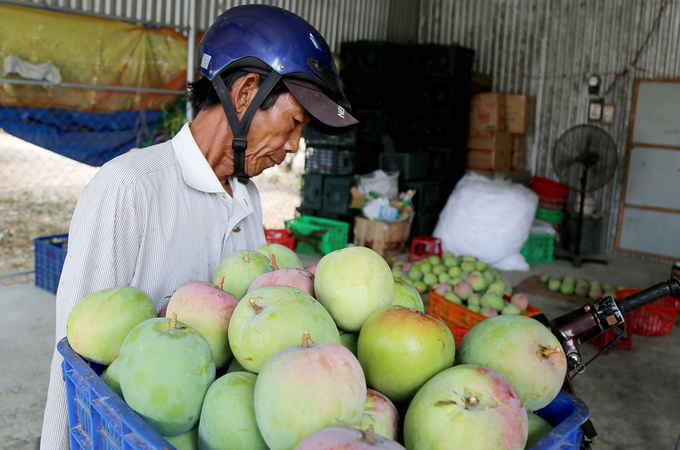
[379,152,429,181]
[305,145,356,176]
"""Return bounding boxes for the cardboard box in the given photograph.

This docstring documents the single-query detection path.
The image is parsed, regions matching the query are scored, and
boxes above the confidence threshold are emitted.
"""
[466,132,512,171]
[353,214,414,259]
[505,95,535,134]
[468,92,506,135]
[511,134,527,171]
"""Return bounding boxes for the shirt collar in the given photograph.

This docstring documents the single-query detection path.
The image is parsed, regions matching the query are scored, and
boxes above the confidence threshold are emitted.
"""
[173,123,254,215]
[229,177,254,215]
[173,123,225,194]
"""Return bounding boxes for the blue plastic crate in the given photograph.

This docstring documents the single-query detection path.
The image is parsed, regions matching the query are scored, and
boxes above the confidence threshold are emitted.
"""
[530,391,590,450]
[57,338,175,450]
[34,234,68,294]
[59,335,588,450]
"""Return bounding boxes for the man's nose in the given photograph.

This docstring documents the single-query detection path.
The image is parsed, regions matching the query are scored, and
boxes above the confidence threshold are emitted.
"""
[284,129,304,153]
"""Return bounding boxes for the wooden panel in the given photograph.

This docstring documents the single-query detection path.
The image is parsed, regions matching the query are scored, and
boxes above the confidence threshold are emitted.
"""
[618,208,680,259]
[625,146,680,210]
[632,80,680,146]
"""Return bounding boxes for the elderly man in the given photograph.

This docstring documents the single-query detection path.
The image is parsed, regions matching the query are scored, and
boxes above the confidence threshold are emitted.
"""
[40,5,357,448]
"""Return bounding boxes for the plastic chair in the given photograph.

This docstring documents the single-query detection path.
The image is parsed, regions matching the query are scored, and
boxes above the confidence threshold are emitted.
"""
[408,236,443,262]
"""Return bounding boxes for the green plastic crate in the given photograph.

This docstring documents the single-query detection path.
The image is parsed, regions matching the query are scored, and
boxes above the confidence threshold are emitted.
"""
[521,234,554,264]
[536,208,565,224]
[285,216,349,257]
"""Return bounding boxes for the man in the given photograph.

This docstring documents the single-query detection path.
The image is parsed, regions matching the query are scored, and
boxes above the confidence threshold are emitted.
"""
[40,5,357,448]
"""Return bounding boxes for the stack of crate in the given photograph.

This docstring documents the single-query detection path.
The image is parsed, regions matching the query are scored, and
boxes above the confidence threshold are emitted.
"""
[467,93,535,172]
[339,41,475,237]
[297,126,359,234]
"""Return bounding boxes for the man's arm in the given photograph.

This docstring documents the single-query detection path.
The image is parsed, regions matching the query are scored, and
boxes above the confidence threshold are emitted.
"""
[40,175,140,449]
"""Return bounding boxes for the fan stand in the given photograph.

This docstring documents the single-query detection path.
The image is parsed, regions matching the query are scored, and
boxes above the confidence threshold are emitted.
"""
[553,161,608,268]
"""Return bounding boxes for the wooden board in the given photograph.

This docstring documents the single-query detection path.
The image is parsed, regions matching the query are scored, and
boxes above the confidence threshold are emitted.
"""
[515,275,592,306]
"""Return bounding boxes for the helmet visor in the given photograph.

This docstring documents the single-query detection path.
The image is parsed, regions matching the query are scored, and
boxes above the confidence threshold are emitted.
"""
[283,78,358,135]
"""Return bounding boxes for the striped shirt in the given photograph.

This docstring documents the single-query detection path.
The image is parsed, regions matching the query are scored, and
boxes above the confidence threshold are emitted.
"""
[40,123,266,449]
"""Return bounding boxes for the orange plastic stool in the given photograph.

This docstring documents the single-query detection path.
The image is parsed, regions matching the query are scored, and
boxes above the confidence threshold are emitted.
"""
[589,325,633,355]
[408,236,443,262]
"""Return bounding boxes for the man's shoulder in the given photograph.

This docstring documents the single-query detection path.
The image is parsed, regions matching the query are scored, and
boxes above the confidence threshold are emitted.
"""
[96,140,179,185]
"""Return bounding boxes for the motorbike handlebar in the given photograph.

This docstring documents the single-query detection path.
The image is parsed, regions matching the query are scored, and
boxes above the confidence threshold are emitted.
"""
[618,279,680,315]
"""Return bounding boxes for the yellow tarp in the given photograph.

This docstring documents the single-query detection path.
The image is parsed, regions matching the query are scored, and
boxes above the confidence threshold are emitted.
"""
[0,3,187,112]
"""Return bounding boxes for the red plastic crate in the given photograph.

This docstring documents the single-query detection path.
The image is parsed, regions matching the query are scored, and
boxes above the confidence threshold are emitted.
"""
[429,289,541,330]
[618,289,680,337]
[531,176,570,209]
[264,229,296,251]
[449,327,469,348]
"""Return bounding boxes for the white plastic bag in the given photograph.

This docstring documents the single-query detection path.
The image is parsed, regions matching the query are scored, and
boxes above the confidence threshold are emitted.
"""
[356,170,399,199]
[432,172,539,271]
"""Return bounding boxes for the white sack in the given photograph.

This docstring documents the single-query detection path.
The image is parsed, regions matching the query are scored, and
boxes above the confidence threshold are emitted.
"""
[432,172,539,271]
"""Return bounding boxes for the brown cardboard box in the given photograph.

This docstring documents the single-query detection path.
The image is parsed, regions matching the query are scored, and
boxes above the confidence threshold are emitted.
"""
[471,71,493,94]
[353,214,414,259]
[468,92,506,135]
[466,132,512,171]
[511,134,527,171]
[505,95,535,134]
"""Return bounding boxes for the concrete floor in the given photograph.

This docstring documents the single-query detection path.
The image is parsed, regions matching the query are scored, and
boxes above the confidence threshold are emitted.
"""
[2,249,679,450]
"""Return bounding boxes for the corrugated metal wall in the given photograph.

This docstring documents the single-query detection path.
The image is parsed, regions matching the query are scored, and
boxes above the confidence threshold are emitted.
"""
[7,0,417,53]
[420,0,680,252]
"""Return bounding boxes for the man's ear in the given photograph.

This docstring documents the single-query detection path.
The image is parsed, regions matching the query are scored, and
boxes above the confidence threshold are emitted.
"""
[230,73,260,117]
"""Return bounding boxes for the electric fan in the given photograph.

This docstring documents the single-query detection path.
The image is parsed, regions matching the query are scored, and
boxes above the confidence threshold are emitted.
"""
[552,125,618,267]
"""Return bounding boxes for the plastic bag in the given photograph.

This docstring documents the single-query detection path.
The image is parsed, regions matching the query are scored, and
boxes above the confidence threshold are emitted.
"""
[356,170,399,199]
[363,197,399,221]
[432,172,539,271]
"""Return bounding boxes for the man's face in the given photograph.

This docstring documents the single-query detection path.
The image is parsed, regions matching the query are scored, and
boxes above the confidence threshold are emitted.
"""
[244,92,312,176]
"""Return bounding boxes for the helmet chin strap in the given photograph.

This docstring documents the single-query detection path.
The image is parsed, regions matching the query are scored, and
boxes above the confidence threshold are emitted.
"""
[211,71,283,185]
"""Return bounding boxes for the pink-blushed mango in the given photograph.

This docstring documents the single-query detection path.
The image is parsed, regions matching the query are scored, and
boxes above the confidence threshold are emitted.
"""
[433,282,452,297]
[480,306,499,317]
[466,272,487,292]
[295,425,405,449]
[357,306,456,404]
[67,286,156,365]
[354,389,400,441]
[510,293,529,311]
[404,364,528,450]
[453,281,474,300]
[254,334,366,450]
[165,278,239,369]
[457,315,567,411]
[247,267,315,298]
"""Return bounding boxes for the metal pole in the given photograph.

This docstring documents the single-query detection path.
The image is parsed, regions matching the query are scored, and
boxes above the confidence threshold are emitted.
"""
[0,270,34,280]
[0,78,185,95]
[185,0,197,122]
